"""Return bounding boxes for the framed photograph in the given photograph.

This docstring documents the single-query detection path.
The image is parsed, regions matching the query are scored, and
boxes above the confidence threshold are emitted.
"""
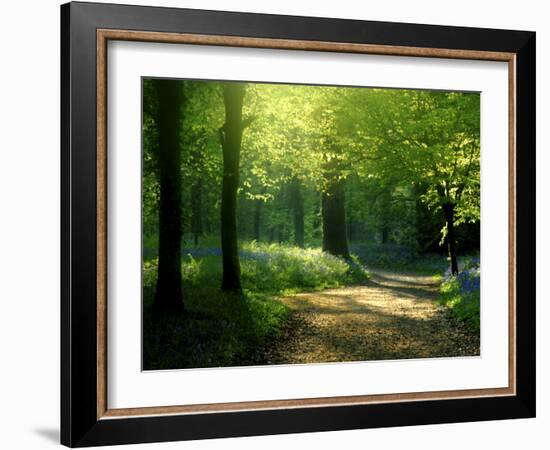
[61,1,535,447]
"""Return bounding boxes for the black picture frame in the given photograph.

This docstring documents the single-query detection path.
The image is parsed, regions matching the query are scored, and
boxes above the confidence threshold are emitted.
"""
[61,1,535,447]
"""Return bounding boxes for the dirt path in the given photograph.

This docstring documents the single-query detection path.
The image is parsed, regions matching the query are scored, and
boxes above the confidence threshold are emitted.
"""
[264,270,479,364]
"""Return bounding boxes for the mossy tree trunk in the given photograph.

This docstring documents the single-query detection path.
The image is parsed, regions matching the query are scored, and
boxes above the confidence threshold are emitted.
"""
[219,83,250,294]
[443,202,459,275]
[153,79,184,314]
[289,177,305,248]
[322,177,350,259]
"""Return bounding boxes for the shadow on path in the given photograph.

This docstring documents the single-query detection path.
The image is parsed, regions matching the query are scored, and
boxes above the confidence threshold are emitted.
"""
[265,269,479,364]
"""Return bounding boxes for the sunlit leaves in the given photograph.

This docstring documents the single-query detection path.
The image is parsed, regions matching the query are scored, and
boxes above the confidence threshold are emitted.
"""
[143,77,480,249]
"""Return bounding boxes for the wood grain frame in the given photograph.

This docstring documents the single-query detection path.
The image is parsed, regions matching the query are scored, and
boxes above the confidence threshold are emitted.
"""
[96,29,516,419]
[62,2,535,446]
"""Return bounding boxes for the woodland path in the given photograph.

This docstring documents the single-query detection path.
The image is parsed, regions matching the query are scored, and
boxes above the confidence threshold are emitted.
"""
[264,270,479,364]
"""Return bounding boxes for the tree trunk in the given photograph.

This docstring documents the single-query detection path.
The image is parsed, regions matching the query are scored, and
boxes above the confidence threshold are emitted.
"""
[220,83,247,294]
[443,202,459,275]
[346,189,356,243]
[191,176,203,247]
[312,194,322,239]
[322,179,350,259]
[253,199,262,241]
[253,185,266,242]
[347,201,354,243]
[153,79,184,314]
[381,226,389,244]
[277,224,283,243]
[414,183,441,253]
[289,178,305,248]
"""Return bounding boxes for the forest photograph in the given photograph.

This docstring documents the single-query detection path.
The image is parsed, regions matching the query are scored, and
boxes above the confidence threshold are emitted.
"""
[142,77,481,371]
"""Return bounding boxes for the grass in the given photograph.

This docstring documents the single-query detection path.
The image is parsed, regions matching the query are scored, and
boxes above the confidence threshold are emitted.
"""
[143,288,289,370]
[240,241,370,294]
[143,238,480,369]
[438,264,480,334]
[143,241,370,370]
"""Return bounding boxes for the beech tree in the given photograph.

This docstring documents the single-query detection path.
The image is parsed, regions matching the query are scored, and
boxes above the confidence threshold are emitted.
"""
[357,89,480,275]
[219,83,253,293]
[142,78,480,298]
[152,79,184,314]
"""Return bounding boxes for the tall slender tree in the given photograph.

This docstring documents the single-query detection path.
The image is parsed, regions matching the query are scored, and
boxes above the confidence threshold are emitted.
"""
[153,79,184,314]
[289,177,305,248]
[219,83,252,293]
[253,186,266,242]
[190,129,207,247]
[442,201,459,275]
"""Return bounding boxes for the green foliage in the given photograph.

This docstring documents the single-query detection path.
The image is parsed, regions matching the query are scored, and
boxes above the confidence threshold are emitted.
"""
[143,78,480,259]
[351,243,448,275]
[353,89,480,246]
[142,78,481,366]
[144,241,370,297]
[240,241,369,293]
[438,276,480,333]
[143,242,370,369]
[143,288,289,370]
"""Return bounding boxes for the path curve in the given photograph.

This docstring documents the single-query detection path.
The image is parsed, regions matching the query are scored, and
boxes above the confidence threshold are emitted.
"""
[264,270,479,364]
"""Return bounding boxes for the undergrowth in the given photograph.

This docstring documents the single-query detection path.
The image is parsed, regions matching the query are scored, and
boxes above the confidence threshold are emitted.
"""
[438,258,480,334]
[143,241,370,370]
[350,243,448,275]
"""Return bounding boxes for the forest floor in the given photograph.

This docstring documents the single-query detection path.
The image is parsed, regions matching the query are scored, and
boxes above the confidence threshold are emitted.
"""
[261,269,480,364]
